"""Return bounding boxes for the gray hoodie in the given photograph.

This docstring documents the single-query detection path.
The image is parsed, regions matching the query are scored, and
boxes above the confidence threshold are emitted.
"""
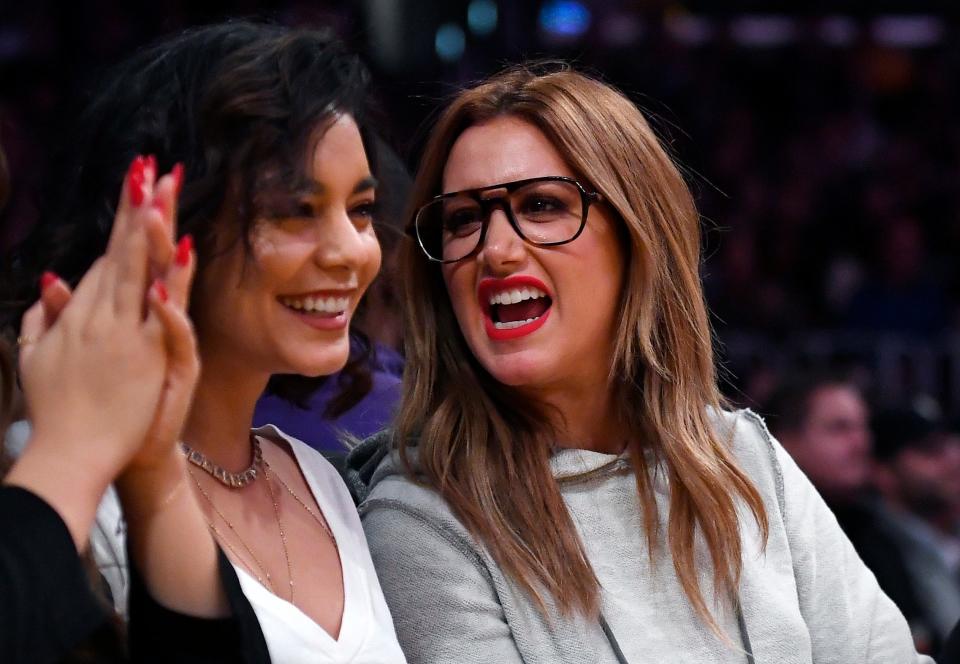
[346,409,933,664]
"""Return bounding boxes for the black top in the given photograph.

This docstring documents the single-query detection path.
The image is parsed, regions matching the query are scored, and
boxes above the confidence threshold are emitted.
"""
[0,485,270,663]
[942,619,960,664]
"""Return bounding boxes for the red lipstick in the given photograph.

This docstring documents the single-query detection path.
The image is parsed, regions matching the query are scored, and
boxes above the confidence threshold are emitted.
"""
[477,275,553,341]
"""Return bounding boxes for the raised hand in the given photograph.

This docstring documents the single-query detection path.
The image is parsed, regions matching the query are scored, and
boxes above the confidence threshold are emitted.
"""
[7,157,182,547]
[122,166,200,475]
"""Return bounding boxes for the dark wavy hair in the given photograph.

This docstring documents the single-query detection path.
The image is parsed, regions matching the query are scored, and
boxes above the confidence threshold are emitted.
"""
[2,20,380,412]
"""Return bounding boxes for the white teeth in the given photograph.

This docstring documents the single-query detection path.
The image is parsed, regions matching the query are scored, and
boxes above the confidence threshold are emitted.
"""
[493,317,539,330]
[487,286,548,307]
[281,295,350,313]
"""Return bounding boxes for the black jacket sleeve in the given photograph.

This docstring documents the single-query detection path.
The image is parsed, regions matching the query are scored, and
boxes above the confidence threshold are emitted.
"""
[127,542,270,663]
[0,485,110,664]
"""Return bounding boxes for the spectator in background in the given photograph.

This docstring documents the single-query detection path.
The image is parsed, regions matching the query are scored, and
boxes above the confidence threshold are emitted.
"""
[873,408,960,648]
[844,216,949,337]
[765,373,873,503]
[764,374,932,652]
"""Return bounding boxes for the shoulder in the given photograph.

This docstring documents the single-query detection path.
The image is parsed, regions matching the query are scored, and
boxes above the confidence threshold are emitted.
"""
[359,450,490,575]
[709,407,787,513]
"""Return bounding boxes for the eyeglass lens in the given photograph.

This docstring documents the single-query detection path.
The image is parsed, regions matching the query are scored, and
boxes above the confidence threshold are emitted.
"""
[417,179,585,262]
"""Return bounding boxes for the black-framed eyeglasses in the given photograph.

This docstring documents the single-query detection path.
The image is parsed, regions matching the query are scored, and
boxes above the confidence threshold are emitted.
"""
[411,175,603,263]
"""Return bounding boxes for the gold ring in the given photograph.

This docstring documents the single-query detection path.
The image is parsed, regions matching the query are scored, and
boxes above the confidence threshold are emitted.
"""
[16,335,38,347]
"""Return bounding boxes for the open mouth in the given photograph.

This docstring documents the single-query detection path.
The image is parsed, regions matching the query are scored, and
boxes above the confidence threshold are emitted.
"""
[479,277,553,340]
[488,287,552,329]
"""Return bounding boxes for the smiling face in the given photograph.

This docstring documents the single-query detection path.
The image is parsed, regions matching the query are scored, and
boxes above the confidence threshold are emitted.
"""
[440,116,626,398]
[192,115,381,378]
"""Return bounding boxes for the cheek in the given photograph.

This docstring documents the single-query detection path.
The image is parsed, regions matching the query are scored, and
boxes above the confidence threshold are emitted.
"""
[441,265,473,319]
[248,234,306,287]
[362,236,383,287]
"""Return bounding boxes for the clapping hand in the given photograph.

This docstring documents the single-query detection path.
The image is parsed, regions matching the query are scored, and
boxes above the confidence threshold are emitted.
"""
[9,156,197,547]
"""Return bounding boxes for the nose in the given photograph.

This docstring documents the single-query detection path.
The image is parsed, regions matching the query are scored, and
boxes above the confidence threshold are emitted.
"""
[312,209,369,273]
[477,206,525,271]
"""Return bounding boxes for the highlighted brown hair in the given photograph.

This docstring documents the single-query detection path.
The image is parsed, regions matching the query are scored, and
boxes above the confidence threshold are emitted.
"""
[394,64,768,631]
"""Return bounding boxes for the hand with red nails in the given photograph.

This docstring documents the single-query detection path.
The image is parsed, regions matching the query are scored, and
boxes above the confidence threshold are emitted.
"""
[7,156,198,550]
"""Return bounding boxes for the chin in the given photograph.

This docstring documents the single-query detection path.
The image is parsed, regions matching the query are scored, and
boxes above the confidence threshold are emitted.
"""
[286,348,351,378]
[481,354,551,389]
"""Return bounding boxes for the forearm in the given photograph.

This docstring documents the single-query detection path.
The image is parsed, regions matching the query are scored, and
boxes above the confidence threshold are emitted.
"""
[4,434,112,550]
[115,451,228,618]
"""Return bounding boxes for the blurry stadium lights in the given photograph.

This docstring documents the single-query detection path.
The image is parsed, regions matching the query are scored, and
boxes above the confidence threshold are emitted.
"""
[468,0,498,37]
[435,22,466,62]
[872,16,944,48]
[599,11,644,48]
[729,15,798,47]
[538,1,592,39]
[818,16,859,47]
[664,14,714,46]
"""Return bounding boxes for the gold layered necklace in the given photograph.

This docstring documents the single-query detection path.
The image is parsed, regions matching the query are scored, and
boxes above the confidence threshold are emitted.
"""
[183,435,338,605]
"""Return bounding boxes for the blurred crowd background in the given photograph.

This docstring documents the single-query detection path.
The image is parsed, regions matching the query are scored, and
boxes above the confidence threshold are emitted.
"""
[2,0,959,655]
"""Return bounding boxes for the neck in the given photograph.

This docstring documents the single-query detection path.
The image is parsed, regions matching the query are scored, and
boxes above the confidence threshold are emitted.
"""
[531,381,626,454]
[182,350,271,472]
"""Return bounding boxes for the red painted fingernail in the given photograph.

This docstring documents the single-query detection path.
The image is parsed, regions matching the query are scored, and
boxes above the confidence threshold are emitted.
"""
[40,271,58,290]
[171,163,184,198]
[153,279,168,303]
[175,234,193,267]
[128,156,145,207]
[146,155,157,180]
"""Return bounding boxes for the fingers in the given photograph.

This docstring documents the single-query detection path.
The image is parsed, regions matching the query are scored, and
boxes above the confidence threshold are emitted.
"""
[62,257,105,316]
[18,300,46,369]
[112,164,189,316]
[110,209,153,316]
[40,274,73,329]
[145,170,181,272]
[150,165,183,237]
[165,234,195,311]
[147,281,199,382]
[100,156,157,315]
[106,155,153,254]
[145,214,174,274]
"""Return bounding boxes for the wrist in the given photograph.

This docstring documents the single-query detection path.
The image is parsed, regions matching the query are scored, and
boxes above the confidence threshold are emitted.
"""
[115,448,188,522]
[28,422,133,489]
[4,438,113,550]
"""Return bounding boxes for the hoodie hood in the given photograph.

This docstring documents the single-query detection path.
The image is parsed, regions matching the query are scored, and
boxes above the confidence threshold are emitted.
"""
[345,428,637,505]
[344,429,406,504]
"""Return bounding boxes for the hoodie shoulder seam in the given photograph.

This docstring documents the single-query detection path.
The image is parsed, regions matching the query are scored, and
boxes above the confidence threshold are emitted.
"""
[739,408,786,518]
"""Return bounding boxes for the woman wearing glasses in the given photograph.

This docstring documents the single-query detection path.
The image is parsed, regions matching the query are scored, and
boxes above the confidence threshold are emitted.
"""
[348,65,930,663]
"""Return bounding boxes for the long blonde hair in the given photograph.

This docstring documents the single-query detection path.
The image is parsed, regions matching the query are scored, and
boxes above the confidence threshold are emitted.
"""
[394,64,768,630]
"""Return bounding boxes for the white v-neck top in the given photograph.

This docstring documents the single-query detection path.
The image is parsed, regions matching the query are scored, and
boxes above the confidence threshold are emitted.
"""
[245,424,406,663]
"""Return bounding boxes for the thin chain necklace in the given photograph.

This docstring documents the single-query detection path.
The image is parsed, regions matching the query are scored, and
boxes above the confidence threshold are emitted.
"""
[262,463,295,602]
[185,434,339,607]
[261,457,337,547]
[187,466,277,593]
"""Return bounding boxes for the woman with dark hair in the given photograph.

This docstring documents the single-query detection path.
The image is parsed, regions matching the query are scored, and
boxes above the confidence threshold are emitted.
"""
[347,64,931,663]
[5,22,404,662]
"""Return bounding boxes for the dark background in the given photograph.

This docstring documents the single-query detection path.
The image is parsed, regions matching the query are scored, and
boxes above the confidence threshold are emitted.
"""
[3,1,959,414]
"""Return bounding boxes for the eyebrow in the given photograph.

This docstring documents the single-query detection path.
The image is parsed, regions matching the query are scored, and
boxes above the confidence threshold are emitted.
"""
[299,175,379,197]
